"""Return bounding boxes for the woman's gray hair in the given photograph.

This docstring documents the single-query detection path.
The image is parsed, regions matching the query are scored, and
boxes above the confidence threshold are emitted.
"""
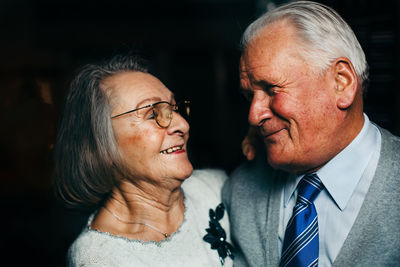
[54,54,149,208]
[241,1,369,90]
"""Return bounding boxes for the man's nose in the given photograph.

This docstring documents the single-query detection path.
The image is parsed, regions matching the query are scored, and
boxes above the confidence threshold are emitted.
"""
[248,92,272,127]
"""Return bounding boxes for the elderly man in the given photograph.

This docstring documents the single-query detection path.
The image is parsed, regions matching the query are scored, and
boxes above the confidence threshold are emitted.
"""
[222,1,400,266]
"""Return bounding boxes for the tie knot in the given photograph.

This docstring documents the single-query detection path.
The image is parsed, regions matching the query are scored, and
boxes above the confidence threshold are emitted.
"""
[297,174,324,206]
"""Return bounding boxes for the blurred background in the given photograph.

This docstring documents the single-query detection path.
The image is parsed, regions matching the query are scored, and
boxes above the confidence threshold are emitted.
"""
[1,0,399,265]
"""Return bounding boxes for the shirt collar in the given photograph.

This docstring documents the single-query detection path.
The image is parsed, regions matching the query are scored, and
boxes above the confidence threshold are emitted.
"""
[284,114,378,210]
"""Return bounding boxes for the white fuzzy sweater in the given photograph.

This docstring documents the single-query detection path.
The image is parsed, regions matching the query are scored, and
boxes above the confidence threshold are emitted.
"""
[68,169,233,267]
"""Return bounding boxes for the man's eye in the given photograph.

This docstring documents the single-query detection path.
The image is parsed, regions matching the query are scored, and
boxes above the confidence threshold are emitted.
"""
[267,87,276,95]
[242,90,254,102]
[265,86,282,97]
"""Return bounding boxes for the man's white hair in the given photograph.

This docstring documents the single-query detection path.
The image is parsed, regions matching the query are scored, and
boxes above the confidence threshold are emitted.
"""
[241,1,369,89]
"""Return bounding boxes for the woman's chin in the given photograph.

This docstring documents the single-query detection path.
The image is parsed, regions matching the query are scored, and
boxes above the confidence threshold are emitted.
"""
[179,162,194,180]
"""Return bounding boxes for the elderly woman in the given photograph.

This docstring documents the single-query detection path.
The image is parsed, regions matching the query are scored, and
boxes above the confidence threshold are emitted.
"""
[54,54,234,266]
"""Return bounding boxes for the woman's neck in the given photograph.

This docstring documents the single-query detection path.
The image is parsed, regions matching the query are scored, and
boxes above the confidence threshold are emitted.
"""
[110,179,184,221]
[92,179,185,241]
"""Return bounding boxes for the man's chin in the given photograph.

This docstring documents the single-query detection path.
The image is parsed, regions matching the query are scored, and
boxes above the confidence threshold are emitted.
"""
[266,156,300,173]
[267,158,314,174]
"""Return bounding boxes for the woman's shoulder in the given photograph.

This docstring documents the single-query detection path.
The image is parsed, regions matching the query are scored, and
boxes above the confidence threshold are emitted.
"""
[182,168,228,205]
[68,227,120,265]
[183,168,227,191]
[68,229,105,266]
[68,228,140,266]
[67,225,140,266]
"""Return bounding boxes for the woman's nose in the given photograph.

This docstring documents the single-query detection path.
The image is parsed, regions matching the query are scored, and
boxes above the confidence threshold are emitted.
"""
[167,112,190,135]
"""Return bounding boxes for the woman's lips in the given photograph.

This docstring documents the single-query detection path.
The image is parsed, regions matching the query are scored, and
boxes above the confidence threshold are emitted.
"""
[160,145,184,154]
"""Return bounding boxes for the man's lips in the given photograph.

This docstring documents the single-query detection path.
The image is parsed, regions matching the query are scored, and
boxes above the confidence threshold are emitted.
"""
[260,128,285,138]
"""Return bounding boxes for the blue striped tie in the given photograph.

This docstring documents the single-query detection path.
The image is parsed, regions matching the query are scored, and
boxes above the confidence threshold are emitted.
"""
[280,174,324,267]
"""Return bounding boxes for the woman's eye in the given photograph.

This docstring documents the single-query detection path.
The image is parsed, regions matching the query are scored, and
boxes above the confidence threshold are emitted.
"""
[143,109,156,120]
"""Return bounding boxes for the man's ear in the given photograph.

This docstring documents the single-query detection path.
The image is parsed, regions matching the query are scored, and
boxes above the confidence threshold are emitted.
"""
[333,57,358,109]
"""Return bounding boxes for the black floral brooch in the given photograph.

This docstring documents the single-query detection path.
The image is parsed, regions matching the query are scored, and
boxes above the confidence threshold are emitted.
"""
[203,203,234,265]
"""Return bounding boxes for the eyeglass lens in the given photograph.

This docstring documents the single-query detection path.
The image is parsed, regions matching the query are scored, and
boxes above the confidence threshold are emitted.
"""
[154,102,173,128]
[153,101,190,128]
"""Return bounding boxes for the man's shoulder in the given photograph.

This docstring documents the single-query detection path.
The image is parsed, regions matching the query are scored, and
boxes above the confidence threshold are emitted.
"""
[222,157,281,202]
[380,126,400,142]
[229,157,276,183]
[379,126,400,161]
[369,125,400,197]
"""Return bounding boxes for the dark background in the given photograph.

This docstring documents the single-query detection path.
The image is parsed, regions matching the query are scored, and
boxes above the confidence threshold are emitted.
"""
[1,0,399,266]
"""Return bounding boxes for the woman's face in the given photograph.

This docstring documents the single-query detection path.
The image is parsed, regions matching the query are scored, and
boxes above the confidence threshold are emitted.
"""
[105,71,193,187]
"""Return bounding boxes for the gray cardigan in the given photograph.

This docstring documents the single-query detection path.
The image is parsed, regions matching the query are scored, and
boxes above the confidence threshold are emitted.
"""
[222,128,400,266]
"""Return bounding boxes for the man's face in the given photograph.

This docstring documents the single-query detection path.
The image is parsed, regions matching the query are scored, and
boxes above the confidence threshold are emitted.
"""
[240,21,345,173]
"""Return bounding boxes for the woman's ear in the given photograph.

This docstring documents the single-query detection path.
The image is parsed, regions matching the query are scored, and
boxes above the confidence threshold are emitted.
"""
[333,57,358,109]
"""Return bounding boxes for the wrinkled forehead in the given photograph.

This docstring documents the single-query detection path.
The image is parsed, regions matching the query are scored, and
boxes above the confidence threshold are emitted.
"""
[239,44,276,87]
[103,71,174,109]
[240,24,307,84]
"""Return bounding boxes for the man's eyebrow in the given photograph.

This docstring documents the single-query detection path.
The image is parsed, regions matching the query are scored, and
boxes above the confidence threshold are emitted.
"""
[240,86,254,98]
[254,79,275,88]
[240,86,251,92]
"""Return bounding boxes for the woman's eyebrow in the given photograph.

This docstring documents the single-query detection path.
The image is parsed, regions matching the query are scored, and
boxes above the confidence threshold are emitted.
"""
[135,97,163,108]
[169,93,175,103]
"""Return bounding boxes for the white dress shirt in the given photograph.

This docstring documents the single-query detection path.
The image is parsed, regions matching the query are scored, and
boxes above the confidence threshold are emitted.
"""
[278,114,381,266]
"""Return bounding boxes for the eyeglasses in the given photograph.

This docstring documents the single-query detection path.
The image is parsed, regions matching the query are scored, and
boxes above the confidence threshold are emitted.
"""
[111,100,190,128]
